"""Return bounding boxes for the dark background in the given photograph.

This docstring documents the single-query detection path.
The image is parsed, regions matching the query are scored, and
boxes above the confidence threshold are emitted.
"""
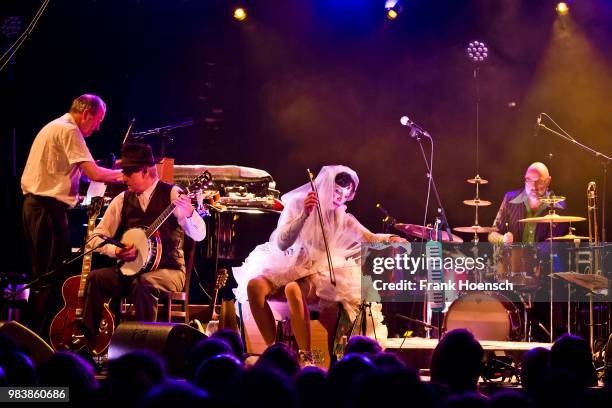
[2,0,611,282]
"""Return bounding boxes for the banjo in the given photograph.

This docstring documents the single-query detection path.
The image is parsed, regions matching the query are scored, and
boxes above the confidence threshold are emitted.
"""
[119,171,212,276]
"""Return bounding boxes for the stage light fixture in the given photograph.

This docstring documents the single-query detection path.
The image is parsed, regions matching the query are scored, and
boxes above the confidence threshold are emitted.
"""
[556,2,569,15]
[385,0,402,20]
[233,7,247,21]
[465,41,489,63]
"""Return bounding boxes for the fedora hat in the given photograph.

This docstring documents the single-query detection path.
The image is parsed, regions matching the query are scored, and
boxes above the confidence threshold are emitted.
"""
[120,143,157,170]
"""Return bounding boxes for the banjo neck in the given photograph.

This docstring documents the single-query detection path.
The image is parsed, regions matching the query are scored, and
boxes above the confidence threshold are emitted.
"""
[143,169,213,237]
[144,201,178,237]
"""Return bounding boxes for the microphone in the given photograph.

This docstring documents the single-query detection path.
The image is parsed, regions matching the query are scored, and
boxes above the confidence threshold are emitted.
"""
[98,234,126,249]
[400,116,430,137]
[533,114,542,137]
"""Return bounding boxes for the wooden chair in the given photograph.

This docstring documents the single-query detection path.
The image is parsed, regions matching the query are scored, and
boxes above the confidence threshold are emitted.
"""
[162,236,196,323]
[118,236,197,323]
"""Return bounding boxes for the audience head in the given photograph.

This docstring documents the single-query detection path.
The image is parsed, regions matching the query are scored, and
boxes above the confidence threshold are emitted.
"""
[255,343,300,379]
[0,351,36,386]
[211,329,245,360]
[138,380,209,408]
[187,337,234,380]
[430,329,484,394]
[550,333,597,387]
[193,354,242,400]
[37,352,98,403]
[344,335,383,356]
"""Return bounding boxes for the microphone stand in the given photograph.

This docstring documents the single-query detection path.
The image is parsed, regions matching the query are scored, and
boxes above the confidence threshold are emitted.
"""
[7,240,110,301]
[412,131,454,249]
[538,117,611,243]
[407,128,453,337]
[129,119,195,158]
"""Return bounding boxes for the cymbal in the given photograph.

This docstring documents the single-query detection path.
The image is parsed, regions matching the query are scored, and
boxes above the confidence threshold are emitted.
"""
[463,199,492,207]
[546,233,590,241]
[519,213,586,223]
[467,176,488,184]
[453,225,498,234]
[552,272,608,292]
[394,223,464,243]
[539,195,566,205]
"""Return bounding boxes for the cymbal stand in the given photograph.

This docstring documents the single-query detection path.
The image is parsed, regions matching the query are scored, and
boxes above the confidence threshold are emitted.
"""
[518,290,534,341]
[463,176,492,243]
[548,207,555,343]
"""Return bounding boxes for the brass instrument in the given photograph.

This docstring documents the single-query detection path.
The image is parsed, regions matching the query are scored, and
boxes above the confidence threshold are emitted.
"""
[586,181,601,274]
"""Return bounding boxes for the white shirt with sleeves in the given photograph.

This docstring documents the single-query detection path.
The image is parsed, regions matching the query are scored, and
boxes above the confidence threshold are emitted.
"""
[21,113,95,207]
[93,179,206,258]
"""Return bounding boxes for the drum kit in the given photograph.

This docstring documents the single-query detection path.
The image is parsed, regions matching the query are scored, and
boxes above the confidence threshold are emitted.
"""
[391,184,605,344]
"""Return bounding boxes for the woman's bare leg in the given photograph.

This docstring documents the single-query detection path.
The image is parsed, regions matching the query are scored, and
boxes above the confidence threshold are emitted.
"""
[285,281,311,351]
[247,276,276,346]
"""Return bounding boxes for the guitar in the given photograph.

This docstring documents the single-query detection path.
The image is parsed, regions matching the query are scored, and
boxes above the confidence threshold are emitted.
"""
[49,197,114,355]
[203,268,229,323]
[119,171,212,276]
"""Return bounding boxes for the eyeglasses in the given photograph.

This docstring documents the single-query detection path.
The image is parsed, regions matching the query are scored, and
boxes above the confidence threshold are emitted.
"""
[524,178,546,186]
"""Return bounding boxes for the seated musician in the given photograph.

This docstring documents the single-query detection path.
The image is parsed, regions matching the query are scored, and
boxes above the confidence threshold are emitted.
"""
[488,162,568,244]
[82,143,206,337]
[233,165,405,364]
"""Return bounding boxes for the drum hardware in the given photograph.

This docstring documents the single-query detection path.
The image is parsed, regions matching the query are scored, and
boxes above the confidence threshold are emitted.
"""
[467,175,488,184]
[539,195,566,205]
[454,172,495,242]
[394,223,463,243]
[462,199,492,207]
[518,202,586,342]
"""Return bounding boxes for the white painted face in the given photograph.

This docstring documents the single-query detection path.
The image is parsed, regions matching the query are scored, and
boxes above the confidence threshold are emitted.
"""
[332,184,353,209]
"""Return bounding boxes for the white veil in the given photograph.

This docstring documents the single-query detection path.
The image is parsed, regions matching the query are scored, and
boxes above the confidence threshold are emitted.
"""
[232,164,388,341]
[234,165,363,296]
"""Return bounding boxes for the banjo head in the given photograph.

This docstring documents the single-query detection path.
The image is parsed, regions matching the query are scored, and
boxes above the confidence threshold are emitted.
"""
[119,228,151,276]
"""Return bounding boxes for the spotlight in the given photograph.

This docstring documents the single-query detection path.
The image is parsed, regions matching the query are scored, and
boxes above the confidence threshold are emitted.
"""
[387,8,399,20]
[556,2,569,15]
[233,7,247,21]
[385,0,402,20]
[465,41,489,63]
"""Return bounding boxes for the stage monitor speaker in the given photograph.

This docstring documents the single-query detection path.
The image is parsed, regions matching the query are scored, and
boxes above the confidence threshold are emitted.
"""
[0,321,54,366]
[108,321,205,377]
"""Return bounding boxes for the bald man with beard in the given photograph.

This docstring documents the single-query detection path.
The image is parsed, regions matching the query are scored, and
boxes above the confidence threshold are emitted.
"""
[489,162,569,244]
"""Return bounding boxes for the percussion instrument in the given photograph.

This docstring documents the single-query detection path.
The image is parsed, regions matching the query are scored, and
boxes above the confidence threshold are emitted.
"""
[453,225,498,234]
[463,199,492,207]
[494,244,541,289]
[519,214,586,223]
[394,223,463,243]
[444,292,522,341]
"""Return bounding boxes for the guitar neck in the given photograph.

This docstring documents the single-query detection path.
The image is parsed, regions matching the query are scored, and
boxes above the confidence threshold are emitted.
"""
[76,215,98,312]
[145,202,177,237]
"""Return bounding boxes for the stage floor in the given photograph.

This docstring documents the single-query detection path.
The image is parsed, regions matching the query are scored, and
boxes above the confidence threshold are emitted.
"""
[384,337,552,371]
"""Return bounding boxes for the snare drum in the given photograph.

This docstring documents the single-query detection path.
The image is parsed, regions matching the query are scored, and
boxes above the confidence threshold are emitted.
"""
[495,244,541,289]
[443,292,522,341]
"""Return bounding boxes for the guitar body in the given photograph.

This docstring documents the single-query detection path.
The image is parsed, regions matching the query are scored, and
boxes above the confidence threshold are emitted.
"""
[119,228,162,276]
[50,276,114,355]
[49,196,114,355]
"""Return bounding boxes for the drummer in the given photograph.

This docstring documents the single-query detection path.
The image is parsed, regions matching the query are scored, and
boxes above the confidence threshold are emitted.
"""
[488,162,568,244]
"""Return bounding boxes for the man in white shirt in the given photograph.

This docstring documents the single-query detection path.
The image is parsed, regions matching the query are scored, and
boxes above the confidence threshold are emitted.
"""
[82,143,206,339]
[21,94,123,337]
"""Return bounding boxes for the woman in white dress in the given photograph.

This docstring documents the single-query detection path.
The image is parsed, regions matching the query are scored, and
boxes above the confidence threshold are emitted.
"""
[233,165,404,362]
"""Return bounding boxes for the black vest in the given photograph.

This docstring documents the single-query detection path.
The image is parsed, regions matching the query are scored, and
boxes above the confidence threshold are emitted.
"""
[118,181,185,272]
